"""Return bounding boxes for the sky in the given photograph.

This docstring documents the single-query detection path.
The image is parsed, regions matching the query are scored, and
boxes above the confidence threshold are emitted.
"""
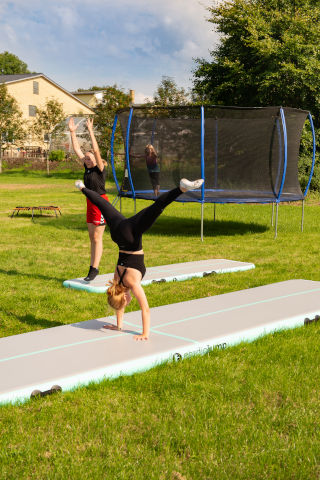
[0,0,219,103]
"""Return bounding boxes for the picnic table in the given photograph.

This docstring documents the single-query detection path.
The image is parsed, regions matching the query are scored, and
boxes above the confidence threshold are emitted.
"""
[11,206,62,220]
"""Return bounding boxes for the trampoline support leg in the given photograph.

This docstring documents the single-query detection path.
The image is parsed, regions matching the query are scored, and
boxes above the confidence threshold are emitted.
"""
[120,196,122,213]
[274,203,279,239]
[201,203,204,242]
[271,202,275,226]
[301,199,305,232]
[214,203,216,222]
[112,195,120,207]
[134,198,136,214]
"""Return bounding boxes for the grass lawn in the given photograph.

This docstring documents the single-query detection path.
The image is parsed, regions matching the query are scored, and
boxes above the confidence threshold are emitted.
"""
[0,168,320,479]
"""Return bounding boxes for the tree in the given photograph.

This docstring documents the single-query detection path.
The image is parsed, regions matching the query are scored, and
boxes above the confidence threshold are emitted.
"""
[0,84,26,173]
[0,51,30,75]
[93,85,131,159]
[76,86,107,92]
[32,99,66,174]
[192,0,320,120]
[32,99,65,140]
[192,0,320,191]
[153,76,189,106]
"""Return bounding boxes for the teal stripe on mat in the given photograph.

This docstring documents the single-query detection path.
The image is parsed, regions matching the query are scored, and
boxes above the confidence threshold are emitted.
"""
[2,285,319,364]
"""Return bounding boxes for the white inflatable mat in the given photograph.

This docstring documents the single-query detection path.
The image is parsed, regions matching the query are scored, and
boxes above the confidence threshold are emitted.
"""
[1,279,319,405]
[63,259,255,293]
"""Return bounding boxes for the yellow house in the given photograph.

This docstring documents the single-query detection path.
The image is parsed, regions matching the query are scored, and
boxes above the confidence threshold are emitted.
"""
[72,90,105,108]
[0,73,94,151]
[73,89,135,107]
[0,73,94,120]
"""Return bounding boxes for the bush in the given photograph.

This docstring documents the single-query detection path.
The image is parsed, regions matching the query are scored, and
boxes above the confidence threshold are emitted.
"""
[49,149,65,162]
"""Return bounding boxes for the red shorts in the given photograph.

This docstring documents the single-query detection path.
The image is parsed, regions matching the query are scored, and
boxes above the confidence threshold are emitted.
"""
[86,194,109,225]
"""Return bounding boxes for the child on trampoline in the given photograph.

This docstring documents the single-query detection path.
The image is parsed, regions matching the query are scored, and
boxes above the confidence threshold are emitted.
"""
[145,144,160,196]
[74,177,204,340]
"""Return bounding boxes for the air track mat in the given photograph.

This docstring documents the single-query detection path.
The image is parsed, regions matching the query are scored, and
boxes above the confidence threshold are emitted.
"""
[1,279,320,405]
[63,259,255,293]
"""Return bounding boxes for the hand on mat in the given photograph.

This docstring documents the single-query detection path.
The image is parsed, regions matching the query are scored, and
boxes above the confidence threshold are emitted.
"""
[134,334,149,341]
[103,323,121,331]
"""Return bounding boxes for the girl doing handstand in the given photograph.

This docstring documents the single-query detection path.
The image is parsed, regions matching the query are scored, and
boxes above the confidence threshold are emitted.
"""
[75,177,204,340]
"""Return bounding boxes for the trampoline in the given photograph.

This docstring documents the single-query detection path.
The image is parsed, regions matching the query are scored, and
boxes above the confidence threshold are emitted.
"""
[110,105,316,239]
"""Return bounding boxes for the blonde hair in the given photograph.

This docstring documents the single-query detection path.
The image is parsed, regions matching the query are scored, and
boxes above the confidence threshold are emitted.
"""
[106,279,127,310]
[145,144,157,156]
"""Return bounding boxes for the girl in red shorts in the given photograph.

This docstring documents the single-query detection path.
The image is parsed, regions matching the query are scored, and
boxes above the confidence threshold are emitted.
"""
[69,117,109,281]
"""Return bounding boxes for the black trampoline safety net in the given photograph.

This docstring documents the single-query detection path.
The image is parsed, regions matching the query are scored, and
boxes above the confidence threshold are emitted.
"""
[113,105,311,204]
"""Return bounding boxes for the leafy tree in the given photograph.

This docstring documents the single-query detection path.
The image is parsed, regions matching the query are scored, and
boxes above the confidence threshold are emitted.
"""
[153,76,189,106]
[0,51,30,75]
[192,0,320,120]
[93,85,131,159]
[0,84,26,172]
[192,0,320,190]
[32,99,66,142]
[76,86,107,92]
[32,99,66,174]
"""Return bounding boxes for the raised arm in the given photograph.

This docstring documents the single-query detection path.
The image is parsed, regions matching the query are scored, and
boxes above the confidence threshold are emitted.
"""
[86,118,105,172]
[68,117,84,162]
[130,283,150,340]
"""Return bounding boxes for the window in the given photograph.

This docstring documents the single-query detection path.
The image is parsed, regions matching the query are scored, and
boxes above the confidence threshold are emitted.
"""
[29,105,37,117]
[33,81,39,94]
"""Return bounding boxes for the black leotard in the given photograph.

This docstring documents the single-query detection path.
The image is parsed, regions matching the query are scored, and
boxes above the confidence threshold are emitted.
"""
[116,266,128,287]
[117,252,146,279]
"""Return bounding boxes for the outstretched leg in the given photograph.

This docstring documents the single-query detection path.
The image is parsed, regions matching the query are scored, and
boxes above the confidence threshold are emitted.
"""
[129,178,203,235]
[80,186,125,230]
[128,187,182,235]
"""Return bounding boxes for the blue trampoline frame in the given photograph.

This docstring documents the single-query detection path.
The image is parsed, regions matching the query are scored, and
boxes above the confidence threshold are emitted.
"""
[110,106,316,239]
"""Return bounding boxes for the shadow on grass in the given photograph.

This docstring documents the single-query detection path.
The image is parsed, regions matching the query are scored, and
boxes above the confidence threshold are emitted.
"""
[9,213,61,220]
[33,212,268,236]
[3,310,63,329]
[146,215,268,237]
[0,268,66,283]
[33,213,88,231]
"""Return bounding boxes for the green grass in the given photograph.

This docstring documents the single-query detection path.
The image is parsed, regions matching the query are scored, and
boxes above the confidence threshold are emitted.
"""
[1,169,320,479]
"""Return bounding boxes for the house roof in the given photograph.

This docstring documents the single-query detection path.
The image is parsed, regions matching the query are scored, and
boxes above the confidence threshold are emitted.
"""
[0,73,94,112]
[0,73,43,83]
[72,90,105,95]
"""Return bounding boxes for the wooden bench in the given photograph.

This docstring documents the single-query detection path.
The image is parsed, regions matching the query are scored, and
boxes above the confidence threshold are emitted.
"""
[11,206,62,220]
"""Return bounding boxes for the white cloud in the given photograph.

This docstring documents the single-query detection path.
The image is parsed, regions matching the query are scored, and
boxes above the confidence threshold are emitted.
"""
[53,6,81,30]
[134,91,153,104]
[3,25,17,44]
[0,0,219,94]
